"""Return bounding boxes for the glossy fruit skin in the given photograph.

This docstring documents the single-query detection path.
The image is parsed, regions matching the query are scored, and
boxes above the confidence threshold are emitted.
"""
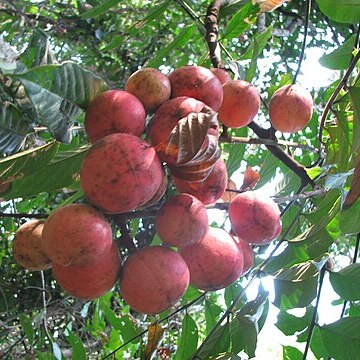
[210,68,231,85]
[80,133,163,213]
[156,193,209,248]
[13,220,51,271]
[125,68,171,113]
[229,191,281,245]
[52,242,121,300]
[268,84,313,133]
[41,204,112,266]
[179,227,244,291]
[173,158,228,205]
[168,66,223,111]
[147,96,206,163]
[85,90,146,143]
[120,246,190,314]
[232,235,254,274]
[217,80,261,128]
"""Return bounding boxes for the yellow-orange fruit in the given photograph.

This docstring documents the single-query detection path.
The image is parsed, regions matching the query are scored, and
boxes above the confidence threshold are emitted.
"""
[168,66,223,111]
[13,220,51,271]
[41,204,112,266]
[211,68,231,85]
[218,80,261,128]
[268,84,313,133]
[125,68,171,113]
[229,191,281,245]
[156,193,209,248]
[179,227,243,291]
[120,246,190,314]
[52,242,121,300]
[173,158,228,205]
[80,133,164,213]
[85,90,146,143]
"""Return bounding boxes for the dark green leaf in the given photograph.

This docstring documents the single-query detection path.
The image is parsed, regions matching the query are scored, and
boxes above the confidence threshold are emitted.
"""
[205,299,224,335]
[175,314,198,360]
[349,303,360,316]
[224,280,245,309]
[349,86,360,153]
[225,128,248,178]
[276,306,313,336]
[310,325,329,359]
[283,345,303,360]
[244,38,258,83]
[241,25,273,61]
[340,199,360,234]
[319,318,360,360]
[330,263,360,300]
[319,35,356,70]
[66,330,86,360]
[80,0,121,19]
[20,313,34,344]
[230,315,257,357]
[316,0,360,24]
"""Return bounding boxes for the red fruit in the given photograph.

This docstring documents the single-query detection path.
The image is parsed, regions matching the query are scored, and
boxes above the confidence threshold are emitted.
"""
[13,220,51,271]
[211,68,231,85]
[229,191,281,245]
[173,158,228,205]
[147,96,206,163]
[179,227,244,291]
[41,204,112,266]
[52,242,121,300]
[269,84,313,133]
[80,133,164,213]
[120,246,190,314]
[168,66,223,111]
[218,80,261,128]
[125,68,171,113]
[232,236,254,274]
[156,193,209,248]
[85,90,146,143]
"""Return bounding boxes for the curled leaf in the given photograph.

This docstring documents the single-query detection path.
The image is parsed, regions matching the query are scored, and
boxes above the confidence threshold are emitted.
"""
[252,0,287,13]
[240,166,260,191]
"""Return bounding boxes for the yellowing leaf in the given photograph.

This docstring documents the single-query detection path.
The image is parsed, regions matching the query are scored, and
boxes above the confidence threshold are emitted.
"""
[144,323,165,360]
[240,166,260,190]
[252,0,287,13]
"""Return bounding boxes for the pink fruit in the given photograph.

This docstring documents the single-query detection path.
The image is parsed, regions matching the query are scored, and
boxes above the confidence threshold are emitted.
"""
[211,68,231,85]
[125,68,171,113]
[85,90,146,143]
[13,220,51,271]
[80,133,164,213]
[168,66,223,111]
[120,246,190,314]
[52,242,121,300]
[179,227,244,291]
[156,193,209,248]
[229,191,281,245]
[217,80,261,128]
[41,204,112,266]
[268,84,313,133]
[173,158,228,205]
[232,236,254,274]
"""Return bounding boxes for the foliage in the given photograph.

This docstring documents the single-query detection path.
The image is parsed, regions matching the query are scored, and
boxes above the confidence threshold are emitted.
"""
[1,0,360,359]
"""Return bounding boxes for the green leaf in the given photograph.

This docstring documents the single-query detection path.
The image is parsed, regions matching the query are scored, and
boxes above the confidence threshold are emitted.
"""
[241,25,273,61]
[20,313,34,344]
[65,330,86,360]
[316,0,360,24]
[80,0,121,19]
[0,102,33,155]
[309,325,329,359]
[244,38,258,83]
[283,345,303,360]
[340,199,360,234]
[223,2,258,39]
[319,35,356,70]
[224,280,245,309]
[349,86,360,153]
[3,145,88,200]
[175,314,198,360]
[276,306,313,336]
[205,299,223,335]
[147,25,196,68]
[273,262,318,309]
[0,142,58,183]
[319,318,360,360]
[329,263,360,300]
[349,303,360,316]
[230,315,257,357]
[225,128,247,178]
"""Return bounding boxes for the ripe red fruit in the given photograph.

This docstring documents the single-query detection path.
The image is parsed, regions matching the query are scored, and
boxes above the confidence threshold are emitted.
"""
[52,242,121,300]
[268,84,313,133]
[229,191,281,245]
[41,204,112,266]
[80,133,164,213]
[120,246,190,314]
[211,68,231,85]
[179,227,244,291]
[125,68,171,113]
[217,80,261,128]
[168,66,223,111]
[85,90,146,143]
[173,158,228,205]
[156,193,209,248]
[232,236,254,274]
[13,220,51,271]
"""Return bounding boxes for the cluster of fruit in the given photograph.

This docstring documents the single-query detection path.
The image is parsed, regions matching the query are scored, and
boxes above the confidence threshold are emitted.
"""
[13,64,311,315]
